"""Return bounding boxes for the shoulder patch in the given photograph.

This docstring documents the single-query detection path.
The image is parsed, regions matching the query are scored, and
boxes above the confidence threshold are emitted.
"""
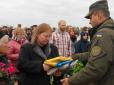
[91,46,102,57]
[95,32,103,38]
[96,34,102,38]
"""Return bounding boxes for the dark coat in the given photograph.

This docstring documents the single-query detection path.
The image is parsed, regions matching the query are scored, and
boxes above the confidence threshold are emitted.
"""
[75,40,90,53]
[17,43,59,85]
[0,55,8,64]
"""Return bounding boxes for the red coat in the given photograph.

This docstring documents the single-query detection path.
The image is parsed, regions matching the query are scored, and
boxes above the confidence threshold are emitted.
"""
[6,40,21,65]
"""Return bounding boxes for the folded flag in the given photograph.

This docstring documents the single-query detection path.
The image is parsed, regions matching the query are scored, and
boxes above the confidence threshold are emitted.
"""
[56,60,72,68]
[44,56,72,67]
[44,56,84,75]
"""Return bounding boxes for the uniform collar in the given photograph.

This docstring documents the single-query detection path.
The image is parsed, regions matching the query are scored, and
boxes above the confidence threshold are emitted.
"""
[89,17,112,40]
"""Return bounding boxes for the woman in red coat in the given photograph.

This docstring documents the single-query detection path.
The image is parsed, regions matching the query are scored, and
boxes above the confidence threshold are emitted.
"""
[6,27,28,66]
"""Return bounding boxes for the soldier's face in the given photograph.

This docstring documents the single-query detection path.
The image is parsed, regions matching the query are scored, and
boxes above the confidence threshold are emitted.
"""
[89,13,100,27]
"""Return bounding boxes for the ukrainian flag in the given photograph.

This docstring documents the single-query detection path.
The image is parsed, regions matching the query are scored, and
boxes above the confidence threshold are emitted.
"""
[44,56,72,67]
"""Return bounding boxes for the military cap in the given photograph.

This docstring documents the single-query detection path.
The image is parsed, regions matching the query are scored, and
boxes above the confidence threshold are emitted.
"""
[85,0,109,19]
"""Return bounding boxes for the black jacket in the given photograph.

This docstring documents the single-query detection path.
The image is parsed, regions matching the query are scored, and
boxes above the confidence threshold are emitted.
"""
[17,43,59,85]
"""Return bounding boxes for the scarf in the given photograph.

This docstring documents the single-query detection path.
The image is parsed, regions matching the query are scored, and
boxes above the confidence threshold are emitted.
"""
[33,43,51,60]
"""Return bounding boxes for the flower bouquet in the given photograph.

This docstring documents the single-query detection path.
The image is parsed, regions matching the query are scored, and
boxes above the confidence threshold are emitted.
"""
[0,62,17,85]
[0,62,8,81]
[67,60,84,76]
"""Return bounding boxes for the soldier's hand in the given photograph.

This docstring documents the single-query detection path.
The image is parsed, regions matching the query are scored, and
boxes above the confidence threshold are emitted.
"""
[72,54,77,60]
[61,78,70,85]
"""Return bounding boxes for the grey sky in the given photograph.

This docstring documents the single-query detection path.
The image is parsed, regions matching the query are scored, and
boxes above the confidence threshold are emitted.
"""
[0,0,113,28]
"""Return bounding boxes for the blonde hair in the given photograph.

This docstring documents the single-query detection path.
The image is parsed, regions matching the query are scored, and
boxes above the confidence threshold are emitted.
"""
[14,27,26,35]
[12,27,26,39]
[31,23,52,43]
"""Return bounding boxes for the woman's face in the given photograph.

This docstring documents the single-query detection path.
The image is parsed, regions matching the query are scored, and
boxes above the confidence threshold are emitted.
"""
[82,34,88,40]
[16,32,25,39]
[69,30,75,36]
[37,31,52,46]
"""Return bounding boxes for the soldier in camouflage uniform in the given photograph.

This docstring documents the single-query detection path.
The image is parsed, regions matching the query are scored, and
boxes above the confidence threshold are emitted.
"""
[61,0,114,85]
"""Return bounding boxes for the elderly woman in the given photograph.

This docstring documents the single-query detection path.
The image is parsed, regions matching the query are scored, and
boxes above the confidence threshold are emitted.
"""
[0,32,11,85]
[17,23,59,85]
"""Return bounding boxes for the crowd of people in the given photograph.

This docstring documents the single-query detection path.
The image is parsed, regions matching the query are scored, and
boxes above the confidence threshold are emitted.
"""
[0,20,90,85]
[0,0,114,85]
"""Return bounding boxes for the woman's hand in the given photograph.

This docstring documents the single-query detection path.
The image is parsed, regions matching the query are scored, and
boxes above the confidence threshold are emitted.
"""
[43,64,51,72]
[54,69,61,77]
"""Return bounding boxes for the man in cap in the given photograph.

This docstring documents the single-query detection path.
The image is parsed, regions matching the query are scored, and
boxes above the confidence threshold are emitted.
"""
[61,0,114,85]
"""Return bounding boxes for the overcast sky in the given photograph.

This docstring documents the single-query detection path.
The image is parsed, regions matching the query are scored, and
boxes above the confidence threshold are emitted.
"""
[0,0,114,28]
